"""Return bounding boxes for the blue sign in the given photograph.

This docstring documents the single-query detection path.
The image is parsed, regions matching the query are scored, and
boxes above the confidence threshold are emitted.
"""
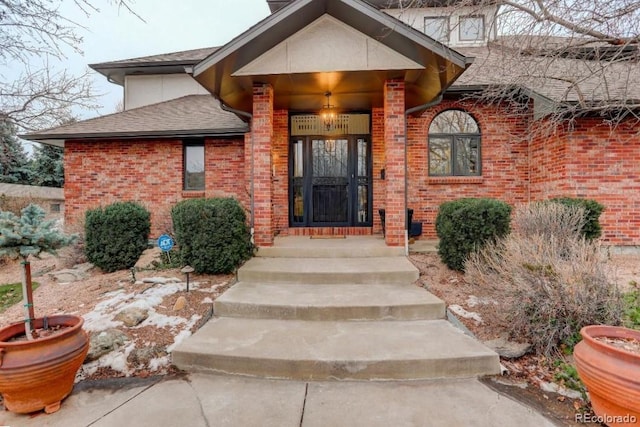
[158,234,174,252]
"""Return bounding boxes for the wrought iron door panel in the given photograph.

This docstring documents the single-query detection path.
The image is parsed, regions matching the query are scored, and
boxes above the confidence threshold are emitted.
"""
[289,135,371,227]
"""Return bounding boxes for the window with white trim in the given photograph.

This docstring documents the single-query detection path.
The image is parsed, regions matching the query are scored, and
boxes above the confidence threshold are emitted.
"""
[459,15,485,41]
[424,16,449,43]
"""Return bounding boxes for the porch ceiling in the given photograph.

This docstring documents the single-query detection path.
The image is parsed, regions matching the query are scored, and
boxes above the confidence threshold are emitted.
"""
[193,0,472,113]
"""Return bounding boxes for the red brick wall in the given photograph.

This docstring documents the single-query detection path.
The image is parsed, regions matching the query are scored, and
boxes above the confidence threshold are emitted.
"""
[383,80,407,246]
[251,84,275,246]
[530,118,640,245]
[64,137,245,238]
[405,99,530,239]
[372,107,386,235]
[272,109,289,236]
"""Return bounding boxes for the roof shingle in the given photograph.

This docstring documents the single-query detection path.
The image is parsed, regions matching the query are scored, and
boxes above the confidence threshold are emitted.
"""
[24,95,248,141]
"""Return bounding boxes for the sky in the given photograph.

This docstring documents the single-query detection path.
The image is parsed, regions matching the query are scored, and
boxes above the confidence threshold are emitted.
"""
[67,0,271,115]
[12,0,271,152]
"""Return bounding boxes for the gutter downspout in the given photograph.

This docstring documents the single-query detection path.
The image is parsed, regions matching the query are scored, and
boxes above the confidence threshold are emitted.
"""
[218,99,255,244]
[403,93,444,256]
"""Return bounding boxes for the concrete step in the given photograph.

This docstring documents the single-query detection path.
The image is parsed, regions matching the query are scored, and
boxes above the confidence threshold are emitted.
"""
[172,318,500,381]
[214,283,446,321]
[237,257,419,285]
[257,236,405,258]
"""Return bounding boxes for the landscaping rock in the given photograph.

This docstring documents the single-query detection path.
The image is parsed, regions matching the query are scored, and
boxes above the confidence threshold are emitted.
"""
[142,276,181,284]
[484,336,532,359]
[539,381,583,400]
[114,307,149,327]
[86,329,130,362]
[448,304,483,324]
[127,346,168,367]
[49,262,95,283]
[173,296,187,311]
[135,247,162,269]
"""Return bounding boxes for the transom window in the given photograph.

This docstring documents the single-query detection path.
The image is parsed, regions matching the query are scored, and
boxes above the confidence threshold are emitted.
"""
[428,110,481,176]
[459,15,485,41]
[424,17,449,43]
[184,139,205,190]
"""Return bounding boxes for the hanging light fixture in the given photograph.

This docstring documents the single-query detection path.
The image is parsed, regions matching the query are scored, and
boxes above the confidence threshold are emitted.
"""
[320,91,337,132]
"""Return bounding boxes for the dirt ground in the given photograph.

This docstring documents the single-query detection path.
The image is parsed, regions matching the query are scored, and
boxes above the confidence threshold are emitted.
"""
[0,248,232,380]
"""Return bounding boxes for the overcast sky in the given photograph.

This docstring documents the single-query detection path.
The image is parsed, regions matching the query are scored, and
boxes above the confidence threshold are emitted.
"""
[65,0,271,116]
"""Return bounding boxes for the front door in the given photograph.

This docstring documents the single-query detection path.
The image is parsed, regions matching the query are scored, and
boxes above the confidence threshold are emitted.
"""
[290,136,371,227]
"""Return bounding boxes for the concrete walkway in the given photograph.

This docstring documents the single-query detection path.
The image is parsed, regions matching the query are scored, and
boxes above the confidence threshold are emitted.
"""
[0,374,557,427]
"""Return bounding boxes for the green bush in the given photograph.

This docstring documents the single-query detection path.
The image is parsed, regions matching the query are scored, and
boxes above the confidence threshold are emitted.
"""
[435,198,512,271]
[85,202,151,272]
[550,197,604,240]
[171,198,253,274]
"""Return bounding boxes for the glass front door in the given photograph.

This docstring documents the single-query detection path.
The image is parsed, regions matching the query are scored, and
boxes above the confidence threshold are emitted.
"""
[290,136,371,227]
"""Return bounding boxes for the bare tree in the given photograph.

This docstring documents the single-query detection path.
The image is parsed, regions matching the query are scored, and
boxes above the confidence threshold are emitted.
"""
[0,0,140,131]
[391,0,640,128]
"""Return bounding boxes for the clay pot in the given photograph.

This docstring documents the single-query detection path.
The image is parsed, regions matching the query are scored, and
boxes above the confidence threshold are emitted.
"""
[0,315,89,414]
[574,325,640,427]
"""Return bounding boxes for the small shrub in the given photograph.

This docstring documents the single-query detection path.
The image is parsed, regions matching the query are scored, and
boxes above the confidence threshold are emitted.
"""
[85,202,151,272]
[466,203,622,356]
[171,198,253,274]
[550,197,604,240]
[435,198,512,271]
[623,290,640,330]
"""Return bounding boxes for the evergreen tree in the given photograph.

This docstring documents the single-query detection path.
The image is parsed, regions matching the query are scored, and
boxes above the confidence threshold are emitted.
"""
[0,121,32,184]
[30,143,64,187]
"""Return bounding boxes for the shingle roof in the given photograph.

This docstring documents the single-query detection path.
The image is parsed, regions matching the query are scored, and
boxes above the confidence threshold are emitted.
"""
[90,46,219,68]
[456,39,640,105]
[23,95,248,141]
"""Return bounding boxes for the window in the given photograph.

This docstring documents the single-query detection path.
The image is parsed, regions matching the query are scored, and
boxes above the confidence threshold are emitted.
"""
[459,15,485,41]
[50,203,61,213]
[184,140,205,190]
[428,110,481,176]
[424,17,449,43]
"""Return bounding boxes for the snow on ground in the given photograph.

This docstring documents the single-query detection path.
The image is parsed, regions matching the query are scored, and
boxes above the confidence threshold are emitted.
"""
[79,277,210,378]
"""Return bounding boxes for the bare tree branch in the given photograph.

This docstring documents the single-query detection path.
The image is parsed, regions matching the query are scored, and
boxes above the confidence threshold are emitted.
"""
[0,0,140,130]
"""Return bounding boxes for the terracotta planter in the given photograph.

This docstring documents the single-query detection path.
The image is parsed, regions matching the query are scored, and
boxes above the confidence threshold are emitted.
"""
[0,315,89,414]
[574,325,640,427]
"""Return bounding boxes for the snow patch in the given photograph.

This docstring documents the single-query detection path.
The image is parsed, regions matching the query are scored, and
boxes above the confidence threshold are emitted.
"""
[167,314,201,353]
[449,304,483,324]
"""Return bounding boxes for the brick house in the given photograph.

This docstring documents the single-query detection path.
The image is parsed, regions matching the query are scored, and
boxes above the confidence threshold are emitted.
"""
[24,0,640,250]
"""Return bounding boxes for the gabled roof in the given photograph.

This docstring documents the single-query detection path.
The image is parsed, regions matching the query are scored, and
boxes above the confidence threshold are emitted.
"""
[22,95,248,145]
[193,0,472,112]
[90,47,219,85]
[266,0,486,13]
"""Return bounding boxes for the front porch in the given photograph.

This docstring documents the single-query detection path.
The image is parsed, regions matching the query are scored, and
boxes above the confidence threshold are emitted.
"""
[189,0,471,248]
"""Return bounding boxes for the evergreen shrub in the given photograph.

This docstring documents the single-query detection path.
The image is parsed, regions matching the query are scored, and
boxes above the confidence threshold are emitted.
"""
[550,197,604,240]
[171,198,253,274]
[435,198,512,271]
[85,202,150,272]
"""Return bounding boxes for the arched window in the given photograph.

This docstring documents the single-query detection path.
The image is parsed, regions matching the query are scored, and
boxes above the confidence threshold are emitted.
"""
[428,110,481,176]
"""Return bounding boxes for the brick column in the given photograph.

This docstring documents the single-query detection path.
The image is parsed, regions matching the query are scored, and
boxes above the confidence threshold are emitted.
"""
[252,84,274,247]
[384,79,407,246]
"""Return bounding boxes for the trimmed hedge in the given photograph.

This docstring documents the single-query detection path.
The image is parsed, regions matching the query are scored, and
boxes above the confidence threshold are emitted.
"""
[550,197,604,240]
[85,202,151,272]
[435,198,512,271]
[171,198,253,274]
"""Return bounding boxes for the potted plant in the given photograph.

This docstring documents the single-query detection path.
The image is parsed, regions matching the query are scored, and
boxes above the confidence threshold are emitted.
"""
[574,325,640,426]
[0,204,88,414]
